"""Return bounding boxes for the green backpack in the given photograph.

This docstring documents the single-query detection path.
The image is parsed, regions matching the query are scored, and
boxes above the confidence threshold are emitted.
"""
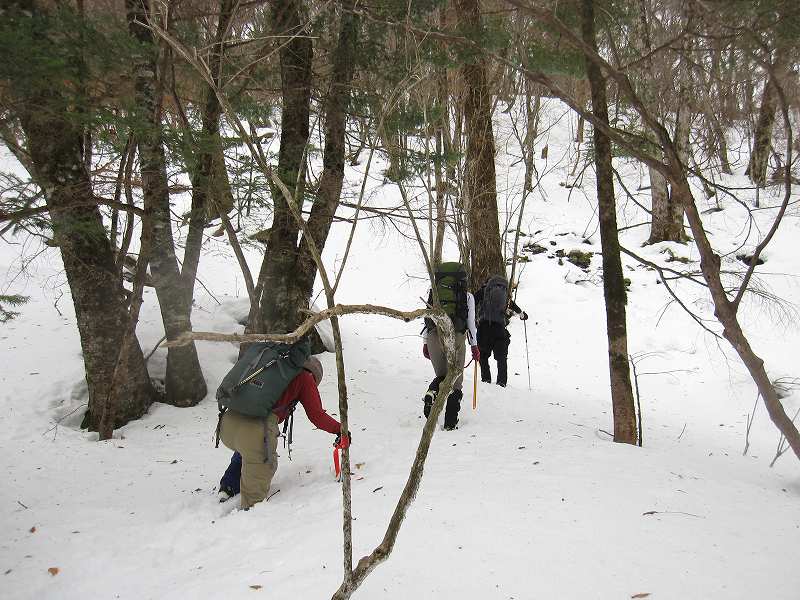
[425,261,468,334]
[216,339,311,417]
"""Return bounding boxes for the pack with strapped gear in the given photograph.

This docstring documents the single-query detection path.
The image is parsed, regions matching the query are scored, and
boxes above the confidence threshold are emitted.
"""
[480,275,509,324]
[424,261,469,334]
[216,338,311,418]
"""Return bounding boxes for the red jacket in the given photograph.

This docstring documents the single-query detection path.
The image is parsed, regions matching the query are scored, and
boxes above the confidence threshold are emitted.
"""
[272,370,340,435]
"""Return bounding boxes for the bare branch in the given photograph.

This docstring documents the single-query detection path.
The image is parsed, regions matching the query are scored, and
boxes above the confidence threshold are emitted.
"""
[0,196,146,224]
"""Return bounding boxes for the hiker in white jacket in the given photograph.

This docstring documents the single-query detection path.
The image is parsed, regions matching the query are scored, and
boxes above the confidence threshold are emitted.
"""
[421,262,479,430]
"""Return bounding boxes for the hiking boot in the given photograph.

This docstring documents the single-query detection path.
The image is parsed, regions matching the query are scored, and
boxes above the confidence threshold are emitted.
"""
[423,389,436,418]
[497,381,506,388]
[481,377,491,383]
[218,485,236,503]
[443,389,462,430]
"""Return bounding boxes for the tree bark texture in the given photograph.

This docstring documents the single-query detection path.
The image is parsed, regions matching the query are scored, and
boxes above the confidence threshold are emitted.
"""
[581,0,637,445]
[636,0,684,244]
[98,162,156,440]
[647,137,684,243]
[181,0,237,311]
[127,0,207,407]
[258,0,314,334]
[433,54,450,266]
[14,6,155,431]
[455,0,505,290]
[295,1,359,301]
[747,71,780,186]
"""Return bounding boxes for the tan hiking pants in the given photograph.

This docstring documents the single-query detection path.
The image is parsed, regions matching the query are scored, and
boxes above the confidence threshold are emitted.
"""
[427,329,466,390]
[220,410,280,509]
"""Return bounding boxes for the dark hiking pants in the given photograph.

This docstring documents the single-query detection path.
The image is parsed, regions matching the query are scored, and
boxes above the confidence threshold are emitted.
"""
[477,321,510,386]
[220,451,242,495]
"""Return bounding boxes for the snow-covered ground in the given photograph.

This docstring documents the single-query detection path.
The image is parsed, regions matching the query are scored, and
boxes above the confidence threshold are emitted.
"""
[1,102,799,599]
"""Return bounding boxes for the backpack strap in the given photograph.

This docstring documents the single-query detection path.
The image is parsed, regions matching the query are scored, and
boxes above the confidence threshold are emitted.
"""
[263,418,270,464]
[234,345,286,390]
[214,407,227,448]
[280,399,300,460]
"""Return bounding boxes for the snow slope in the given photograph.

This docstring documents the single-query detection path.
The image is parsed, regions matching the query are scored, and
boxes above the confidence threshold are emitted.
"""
[1,101,799,600]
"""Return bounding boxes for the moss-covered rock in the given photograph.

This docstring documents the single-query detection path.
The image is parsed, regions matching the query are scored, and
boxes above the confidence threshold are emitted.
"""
[661,247,691,264]
[736,253,765,266]
[567,249,593,269]
[522,242,548,255]
[505,255,532,265]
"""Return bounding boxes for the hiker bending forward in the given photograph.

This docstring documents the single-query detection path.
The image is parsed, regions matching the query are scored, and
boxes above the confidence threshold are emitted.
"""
[219,356,349,509]
[474,275,527,387]
[422,262,479,430]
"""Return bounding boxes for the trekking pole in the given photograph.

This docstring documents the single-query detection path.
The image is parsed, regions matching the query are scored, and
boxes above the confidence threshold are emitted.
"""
[523,318,532,391]
[473,361,478,410]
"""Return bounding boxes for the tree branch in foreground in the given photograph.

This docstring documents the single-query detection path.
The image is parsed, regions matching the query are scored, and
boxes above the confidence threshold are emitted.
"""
[162,304,441,348]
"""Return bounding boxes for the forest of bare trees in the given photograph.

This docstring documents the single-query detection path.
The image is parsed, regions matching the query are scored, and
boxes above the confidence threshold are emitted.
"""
[1,1,799,596]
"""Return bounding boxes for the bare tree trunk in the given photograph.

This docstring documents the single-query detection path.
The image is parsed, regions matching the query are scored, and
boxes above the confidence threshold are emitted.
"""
[746,48,788,186]
[379,117,404,181]
[747,52,786,186]
[581,0,637,445]
[127,0,207,407]
[295,0,359,301]
[258,0,313,334]
[673,178,800,459]
[455,0,504,289]
[523,82,540,192]
[646,97,688,244]
[14,5,154,431]
[98,161,156,439]
[23,120,156,430]
[109,135,132,251]
[181,0,237,310]
[640,0,685,244]
[646,162,671,243]
[433,128,447,266]
[507,82,539,296]
[432,48,450,266]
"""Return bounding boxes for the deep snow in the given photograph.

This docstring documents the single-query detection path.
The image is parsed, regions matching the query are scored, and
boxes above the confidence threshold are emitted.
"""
[1,101,799,600]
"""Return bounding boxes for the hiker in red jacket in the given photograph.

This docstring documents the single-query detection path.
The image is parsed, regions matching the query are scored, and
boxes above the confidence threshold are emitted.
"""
[218,356,350,509]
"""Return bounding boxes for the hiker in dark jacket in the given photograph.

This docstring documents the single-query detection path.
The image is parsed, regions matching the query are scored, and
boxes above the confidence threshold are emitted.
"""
[474,275,528,387]
[218,356,350,509]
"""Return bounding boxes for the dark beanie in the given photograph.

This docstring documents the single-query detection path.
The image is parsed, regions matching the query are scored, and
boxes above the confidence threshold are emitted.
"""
[303,356,323,385]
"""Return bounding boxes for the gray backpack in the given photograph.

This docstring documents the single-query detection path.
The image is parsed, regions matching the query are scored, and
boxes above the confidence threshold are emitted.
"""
[216,339,311,417]
[480,276,508,324]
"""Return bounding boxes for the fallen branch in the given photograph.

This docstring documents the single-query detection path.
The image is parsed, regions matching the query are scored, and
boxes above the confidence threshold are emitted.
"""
[642,510,703,518]
[162,304,436,348]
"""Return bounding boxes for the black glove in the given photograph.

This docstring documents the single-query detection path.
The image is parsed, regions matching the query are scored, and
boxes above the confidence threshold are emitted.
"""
[520,311,528,321]
[335,432,352,449]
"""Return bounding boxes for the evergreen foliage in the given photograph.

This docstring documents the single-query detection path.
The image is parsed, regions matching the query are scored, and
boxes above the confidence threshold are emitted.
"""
[0,294,29,323]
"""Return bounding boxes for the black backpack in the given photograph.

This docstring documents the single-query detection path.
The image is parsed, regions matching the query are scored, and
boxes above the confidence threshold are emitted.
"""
[424,261,468,334]
[216,339,311,417]
[480,276,509,324]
